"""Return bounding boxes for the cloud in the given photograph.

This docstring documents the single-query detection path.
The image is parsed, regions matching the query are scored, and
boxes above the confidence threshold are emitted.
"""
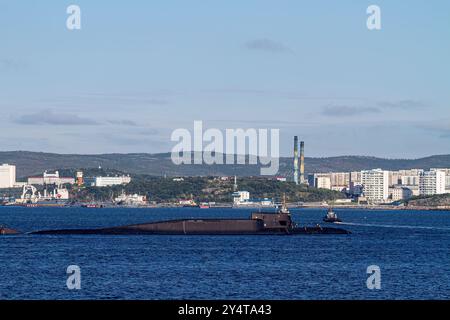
[138,128,159,136]
[108,120,138,126]
[0,58,27,72]
[321,105,380,117]
[244,38,292,53]
[14,110,98,125]
[417,122,450,139]
[377,100,425,109]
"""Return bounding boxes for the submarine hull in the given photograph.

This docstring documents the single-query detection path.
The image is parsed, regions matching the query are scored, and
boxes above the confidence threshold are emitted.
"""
[31,218,350,235]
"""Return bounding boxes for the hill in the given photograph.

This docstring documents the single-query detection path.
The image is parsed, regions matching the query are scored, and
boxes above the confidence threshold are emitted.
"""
[69,176,345,203]
[1,151,450,178]
[405,194,450,207]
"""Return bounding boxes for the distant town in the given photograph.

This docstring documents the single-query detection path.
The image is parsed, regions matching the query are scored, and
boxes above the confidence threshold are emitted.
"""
[0,139,449,209]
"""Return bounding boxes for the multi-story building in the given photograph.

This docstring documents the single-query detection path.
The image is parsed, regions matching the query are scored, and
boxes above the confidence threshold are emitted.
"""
[84,175,132,187]
[430,168,450,193]
[361,169,389,203]
[400,175,420,186]
[350,171,362,184]
[388,171,402,186]
[315,176,331,190]
[389,186,414,201]
[419,169,446,196]
[308,173,328,188]
[0,164,16,188]
[308,172,349,190]
[232,191,250,204]
[330,172,349,187]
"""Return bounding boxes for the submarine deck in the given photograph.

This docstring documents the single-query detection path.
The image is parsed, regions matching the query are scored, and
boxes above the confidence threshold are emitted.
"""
[29,218,350,235]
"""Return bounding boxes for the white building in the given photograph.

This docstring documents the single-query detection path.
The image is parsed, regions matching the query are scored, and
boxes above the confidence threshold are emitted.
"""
[361,169,389,203]
[28,171,75,185]
[328,172,348,187]
[419,169,446,196]
[85,175,131,187]
[315,176,331,190]
[389,186,413,201]
[309,172,359,190]
[400,175,421,186]
[114,193,147,206]
[430,168,450,193]
[0,164,16,188]
[232,191,250,204]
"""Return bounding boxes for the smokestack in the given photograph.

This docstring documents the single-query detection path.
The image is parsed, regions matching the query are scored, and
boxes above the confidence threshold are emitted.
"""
[293,136,299,185]
[300,141,305,184]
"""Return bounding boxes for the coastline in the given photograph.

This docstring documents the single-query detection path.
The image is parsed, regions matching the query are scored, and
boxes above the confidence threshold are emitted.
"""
[1,203,449,211]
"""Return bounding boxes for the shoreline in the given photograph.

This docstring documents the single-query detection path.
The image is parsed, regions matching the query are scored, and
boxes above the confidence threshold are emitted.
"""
[1,203,449,211]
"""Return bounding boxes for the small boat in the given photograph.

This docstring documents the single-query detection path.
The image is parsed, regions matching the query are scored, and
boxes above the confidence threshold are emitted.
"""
[0,225,20,235]
[199,203,210,209]
[81,203,104,208]
[323,208,342,223]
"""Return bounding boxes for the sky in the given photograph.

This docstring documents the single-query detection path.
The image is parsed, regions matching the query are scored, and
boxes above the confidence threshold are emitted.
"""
[0,0,449,158]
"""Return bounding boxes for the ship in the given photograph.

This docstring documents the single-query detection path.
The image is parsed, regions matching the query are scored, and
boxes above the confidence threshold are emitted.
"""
[30,200,350,236]
[179,199,198,207]
[323,208,342,223]
[12,184,69,207]
[81,203,104,208]
[0,225,20,235]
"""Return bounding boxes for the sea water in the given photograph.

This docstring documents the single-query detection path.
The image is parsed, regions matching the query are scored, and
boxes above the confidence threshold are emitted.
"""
[1,207,449,300]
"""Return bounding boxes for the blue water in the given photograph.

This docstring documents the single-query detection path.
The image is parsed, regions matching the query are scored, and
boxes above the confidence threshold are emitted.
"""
[1,207,450,300]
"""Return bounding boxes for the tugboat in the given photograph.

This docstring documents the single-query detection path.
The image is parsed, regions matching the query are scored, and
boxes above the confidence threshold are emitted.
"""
[0,225,20,235]
[323,208,342,223]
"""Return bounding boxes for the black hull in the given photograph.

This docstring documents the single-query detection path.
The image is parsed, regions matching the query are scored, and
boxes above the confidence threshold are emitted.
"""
[30,219,350,236]
[8,208,351,236]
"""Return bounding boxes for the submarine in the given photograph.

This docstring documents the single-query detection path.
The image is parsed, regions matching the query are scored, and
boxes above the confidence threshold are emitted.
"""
[30,202,350,236]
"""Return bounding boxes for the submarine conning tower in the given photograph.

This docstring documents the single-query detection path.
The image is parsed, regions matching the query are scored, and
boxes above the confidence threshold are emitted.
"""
[250,196,293,232]
[251,212,293,231]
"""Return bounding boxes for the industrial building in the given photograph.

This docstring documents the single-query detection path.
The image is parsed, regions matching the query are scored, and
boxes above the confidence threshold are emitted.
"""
[28,171,75,185]
[0,164,16,188]
[84,175,131,187]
